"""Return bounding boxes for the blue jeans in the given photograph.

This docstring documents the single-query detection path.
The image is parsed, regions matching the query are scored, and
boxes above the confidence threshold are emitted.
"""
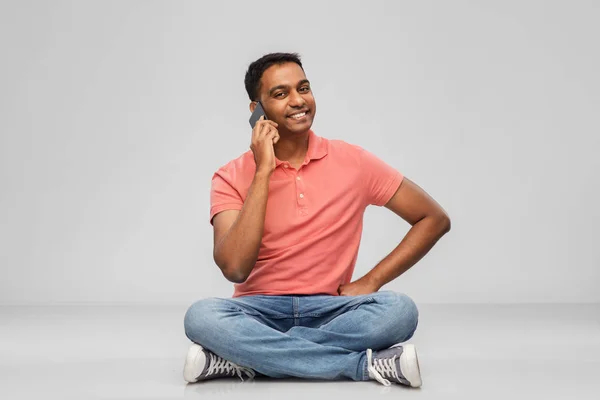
[183,290,419,381]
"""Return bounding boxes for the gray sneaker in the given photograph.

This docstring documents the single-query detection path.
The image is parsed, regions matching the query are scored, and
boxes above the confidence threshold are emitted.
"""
[366,343,422,387]
[183,343,256,383]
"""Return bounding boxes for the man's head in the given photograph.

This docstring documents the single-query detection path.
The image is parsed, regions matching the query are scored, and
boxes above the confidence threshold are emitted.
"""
[244,52,316,136]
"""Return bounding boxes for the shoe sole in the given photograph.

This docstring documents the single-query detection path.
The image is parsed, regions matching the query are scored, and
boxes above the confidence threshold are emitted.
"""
[183,343,206,383]
[399,344,422,387]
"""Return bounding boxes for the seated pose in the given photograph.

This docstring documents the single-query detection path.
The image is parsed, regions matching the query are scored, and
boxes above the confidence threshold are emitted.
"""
[183,52,451,388]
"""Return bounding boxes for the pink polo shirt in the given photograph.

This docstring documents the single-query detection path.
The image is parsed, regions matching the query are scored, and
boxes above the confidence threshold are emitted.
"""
[210,129,404,298]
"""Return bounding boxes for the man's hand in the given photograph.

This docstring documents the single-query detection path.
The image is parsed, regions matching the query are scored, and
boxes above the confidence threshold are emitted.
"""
[337,276,380,296]
[250,115,279,176]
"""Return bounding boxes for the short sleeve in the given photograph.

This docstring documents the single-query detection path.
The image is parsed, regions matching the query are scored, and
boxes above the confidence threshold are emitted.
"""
[359,147,404,206]
[209,168,244,225]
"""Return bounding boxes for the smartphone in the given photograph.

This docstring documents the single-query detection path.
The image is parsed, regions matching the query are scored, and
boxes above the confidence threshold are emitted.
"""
[249,102,267,129]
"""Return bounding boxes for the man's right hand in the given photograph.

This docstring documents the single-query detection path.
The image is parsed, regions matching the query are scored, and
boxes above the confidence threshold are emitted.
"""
[250,115,279,176]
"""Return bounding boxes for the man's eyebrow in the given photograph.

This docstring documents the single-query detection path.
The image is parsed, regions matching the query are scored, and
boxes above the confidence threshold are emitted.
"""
[268,79,310,95]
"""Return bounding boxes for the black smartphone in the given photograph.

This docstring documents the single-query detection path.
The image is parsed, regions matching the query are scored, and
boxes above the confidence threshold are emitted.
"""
[249,102,267,129]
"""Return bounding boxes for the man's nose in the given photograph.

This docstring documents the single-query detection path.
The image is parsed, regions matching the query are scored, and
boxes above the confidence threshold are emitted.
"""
[288,90,306,106]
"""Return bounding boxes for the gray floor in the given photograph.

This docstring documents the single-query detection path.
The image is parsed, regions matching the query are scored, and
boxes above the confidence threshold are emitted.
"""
[1,303,599,399]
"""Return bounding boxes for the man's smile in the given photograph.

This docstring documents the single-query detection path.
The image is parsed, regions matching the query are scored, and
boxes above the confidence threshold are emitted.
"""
[288,110,310,120]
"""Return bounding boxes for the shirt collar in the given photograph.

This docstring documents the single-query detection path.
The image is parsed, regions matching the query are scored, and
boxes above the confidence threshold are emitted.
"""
[306,129,328,160]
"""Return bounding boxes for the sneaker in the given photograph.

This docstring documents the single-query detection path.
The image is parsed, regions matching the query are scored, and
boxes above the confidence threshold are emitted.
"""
[183,343,256,383]
[366,343,422,387]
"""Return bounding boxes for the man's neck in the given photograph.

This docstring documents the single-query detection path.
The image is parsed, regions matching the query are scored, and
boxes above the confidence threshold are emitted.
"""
[274,131,309,162]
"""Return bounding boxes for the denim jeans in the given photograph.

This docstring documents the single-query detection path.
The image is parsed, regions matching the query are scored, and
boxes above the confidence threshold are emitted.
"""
[183,290,419,381]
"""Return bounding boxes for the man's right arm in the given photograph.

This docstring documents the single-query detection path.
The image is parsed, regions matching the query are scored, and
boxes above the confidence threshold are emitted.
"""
[212,171,271,283]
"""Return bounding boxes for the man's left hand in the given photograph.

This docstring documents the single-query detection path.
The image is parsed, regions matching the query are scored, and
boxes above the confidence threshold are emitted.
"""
[337,277,379,296]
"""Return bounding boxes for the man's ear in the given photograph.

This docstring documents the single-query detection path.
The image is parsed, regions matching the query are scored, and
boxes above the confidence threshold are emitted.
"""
[249,101,258,113]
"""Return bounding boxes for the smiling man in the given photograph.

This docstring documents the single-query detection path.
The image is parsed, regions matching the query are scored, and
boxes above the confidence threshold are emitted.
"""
[183,52,451,388]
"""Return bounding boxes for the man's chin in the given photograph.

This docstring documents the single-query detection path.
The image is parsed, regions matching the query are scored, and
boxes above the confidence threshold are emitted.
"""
[286,121,313,135]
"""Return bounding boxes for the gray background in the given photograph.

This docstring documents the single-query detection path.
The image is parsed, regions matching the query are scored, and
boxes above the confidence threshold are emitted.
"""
[1,0,598,305]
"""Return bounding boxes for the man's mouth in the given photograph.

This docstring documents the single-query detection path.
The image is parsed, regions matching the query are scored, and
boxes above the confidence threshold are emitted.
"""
[288,110,310,120]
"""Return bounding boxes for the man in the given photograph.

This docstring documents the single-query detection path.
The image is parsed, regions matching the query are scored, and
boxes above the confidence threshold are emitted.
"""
[183,52,451,388]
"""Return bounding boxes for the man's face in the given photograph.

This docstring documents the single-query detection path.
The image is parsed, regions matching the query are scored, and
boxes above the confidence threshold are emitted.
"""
[253,62,316,135]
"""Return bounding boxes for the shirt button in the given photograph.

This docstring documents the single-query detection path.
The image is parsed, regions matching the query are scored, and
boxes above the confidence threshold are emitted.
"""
[296,176,301,180]
[299,193,304,198]
[283,164,289,168]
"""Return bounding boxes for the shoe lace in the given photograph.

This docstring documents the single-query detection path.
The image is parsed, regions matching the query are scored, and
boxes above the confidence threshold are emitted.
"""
[206,353,256,381]
[366,348,401,387]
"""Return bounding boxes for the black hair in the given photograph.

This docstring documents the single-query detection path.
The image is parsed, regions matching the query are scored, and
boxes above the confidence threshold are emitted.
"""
[244,52,304,102]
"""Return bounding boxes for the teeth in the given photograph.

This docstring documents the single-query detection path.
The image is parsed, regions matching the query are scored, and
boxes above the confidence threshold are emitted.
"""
[291,112,306,119]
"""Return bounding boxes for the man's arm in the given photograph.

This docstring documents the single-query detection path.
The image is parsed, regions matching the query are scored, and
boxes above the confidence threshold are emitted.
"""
[212,115,279,284]
[212,171,271,284]
[360,177,451,290]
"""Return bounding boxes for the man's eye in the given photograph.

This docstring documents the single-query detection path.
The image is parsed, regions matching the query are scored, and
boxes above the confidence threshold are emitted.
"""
[300,87,310,92]
[275,93,285,97]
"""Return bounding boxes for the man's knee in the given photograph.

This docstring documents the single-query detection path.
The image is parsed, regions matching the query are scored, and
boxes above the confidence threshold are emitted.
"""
[183,298,221,342]
[397,292,419,320]
[375,291,419,341]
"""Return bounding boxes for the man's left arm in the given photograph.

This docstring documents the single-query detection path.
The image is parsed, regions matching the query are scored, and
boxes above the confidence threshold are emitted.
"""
[338,177,451,295]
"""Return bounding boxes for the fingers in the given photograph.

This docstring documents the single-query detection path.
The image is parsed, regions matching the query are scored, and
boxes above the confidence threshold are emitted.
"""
[257,124,278,141]
[251,115,279,151]
[264,127,279,142]
[255,116,278,136]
